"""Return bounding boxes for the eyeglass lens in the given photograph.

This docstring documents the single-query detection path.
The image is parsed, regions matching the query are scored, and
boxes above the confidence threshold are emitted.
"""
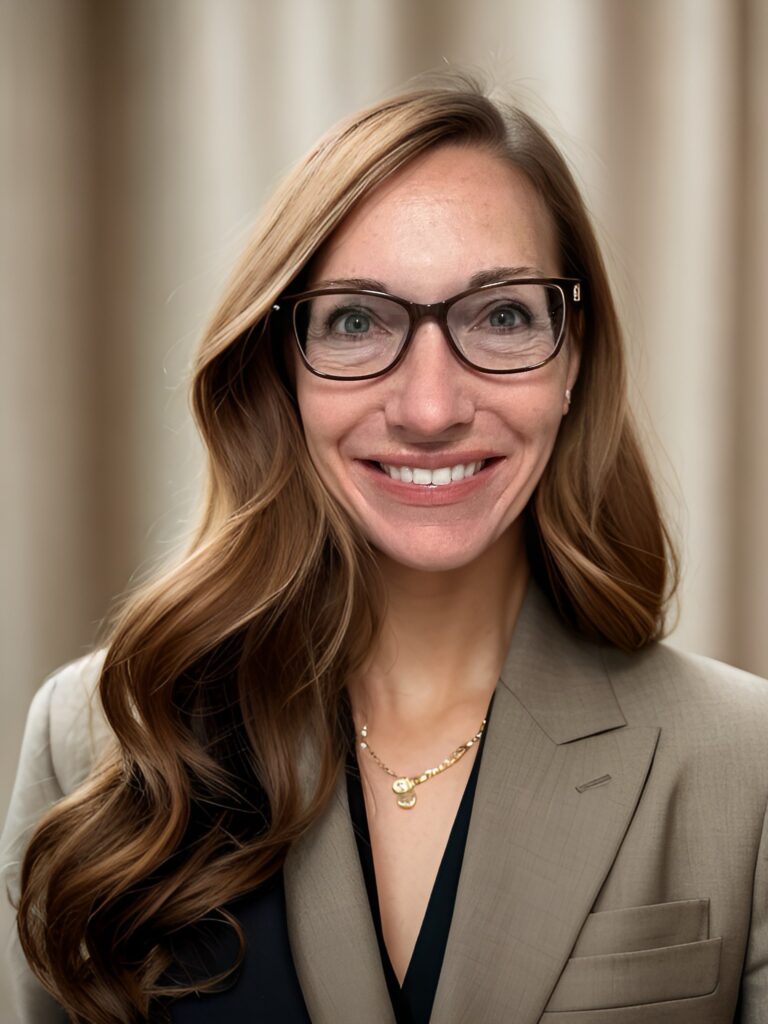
[293,283,565,377]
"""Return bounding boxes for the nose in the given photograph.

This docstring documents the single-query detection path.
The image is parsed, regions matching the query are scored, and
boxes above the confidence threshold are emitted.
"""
[384,318,475,437]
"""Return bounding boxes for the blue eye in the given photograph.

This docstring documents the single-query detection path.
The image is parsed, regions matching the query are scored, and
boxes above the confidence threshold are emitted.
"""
[488,305,528,329]
[330,309,372,334]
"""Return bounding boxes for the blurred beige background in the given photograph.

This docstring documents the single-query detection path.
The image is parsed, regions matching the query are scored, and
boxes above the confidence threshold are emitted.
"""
[1,0,766,1016]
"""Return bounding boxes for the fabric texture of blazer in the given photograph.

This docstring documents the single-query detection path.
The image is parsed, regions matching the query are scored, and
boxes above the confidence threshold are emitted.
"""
[3,582,768,1023]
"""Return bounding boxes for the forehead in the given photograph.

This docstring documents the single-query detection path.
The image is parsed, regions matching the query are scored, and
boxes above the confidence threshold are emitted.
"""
[309,144,560,294]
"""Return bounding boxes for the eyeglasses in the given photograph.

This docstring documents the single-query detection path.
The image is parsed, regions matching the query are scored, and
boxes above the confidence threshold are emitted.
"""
[272,278,582,381]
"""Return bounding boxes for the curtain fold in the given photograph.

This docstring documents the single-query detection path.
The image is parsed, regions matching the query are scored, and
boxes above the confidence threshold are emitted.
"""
[1,6,765,1013]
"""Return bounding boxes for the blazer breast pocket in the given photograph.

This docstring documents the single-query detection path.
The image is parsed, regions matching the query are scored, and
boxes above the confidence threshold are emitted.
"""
[542,899,721,1016]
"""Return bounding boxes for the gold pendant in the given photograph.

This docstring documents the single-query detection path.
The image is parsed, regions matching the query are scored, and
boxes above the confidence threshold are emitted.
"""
[393,777,416,809]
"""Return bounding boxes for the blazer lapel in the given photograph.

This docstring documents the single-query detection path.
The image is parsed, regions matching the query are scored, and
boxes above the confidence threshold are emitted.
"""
[284,582,660,1024]
[430,585,660,1022]
[283,747,396,1023]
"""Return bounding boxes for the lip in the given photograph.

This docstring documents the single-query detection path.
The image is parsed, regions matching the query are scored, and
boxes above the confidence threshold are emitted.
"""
[356,456,503,506]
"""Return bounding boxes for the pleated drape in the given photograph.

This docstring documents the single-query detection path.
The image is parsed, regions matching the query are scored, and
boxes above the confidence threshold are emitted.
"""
[1,2,766,1013]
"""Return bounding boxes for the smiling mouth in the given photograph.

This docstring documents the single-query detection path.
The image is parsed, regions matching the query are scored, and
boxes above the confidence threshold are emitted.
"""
[367,458,500,486]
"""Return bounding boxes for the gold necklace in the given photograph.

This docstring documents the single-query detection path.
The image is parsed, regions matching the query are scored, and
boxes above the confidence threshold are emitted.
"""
[358,716,487,809]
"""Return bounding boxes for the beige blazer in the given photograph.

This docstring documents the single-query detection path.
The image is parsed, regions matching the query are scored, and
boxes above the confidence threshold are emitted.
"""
[3,583,768,1023]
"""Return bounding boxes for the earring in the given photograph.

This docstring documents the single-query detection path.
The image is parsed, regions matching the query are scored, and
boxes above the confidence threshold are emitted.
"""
[564,388,572,409]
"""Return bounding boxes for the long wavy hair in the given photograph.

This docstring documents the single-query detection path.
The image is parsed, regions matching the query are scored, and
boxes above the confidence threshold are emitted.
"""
[16,71,678,1022]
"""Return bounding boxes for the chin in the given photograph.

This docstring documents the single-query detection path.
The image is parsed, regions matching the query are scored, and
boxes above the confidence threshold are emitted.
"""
[370,529,503,573]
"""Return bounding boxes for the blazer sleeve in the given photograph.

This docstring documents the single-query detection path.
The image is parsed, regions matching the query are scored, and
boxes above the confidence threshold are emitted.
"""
[0,653,110,1024]
[737,790,768,1020]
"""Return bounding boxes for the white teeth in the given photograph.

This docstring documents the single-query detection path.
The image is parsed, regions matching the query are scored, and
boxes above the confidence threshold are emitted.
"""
[378,460,487,486]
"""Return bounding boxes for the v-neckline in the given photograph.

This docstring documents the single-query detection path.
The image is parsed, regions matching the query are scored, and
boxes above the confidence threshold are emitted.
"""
[345,690,496,1020]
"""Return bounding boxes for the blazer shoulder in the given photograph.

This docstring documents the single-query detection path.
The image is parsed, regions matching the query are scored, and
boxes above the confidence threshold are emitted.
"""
[0,655,110,1024]
[608,640,768,700]
[603,641,768,757]
[13,650,114,804]
[44,649,114,795]
[1,651,112,896]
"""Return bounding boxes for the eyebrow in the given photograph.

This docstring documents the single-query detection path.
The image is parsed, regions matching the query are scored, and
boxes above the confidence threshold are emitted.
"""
[311,266,546,293]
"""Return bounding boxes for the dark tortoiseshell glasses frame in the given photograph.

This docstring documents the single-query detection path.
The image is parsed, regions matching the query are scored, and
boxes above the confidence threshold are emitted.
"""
[271,277,583,381]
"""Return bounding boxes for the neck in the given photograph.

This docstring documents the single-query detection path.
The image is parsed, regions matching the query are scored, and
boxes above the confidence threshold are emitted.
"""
[348,521,529,732]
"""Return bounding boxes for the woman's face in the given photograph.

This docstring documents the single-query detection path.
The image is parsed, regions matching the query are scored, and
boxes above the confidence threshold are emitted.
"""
[294,143,580,572]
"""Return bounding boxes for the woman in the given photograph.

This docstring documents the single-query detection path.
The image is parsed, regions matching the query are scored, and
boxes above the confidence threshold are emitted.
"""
[3,73,768,1024]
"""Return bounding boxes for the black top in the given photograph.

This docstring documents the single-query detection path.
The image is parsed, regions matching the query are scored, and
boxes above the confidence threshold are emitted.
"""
[169,690,495,1023]
[346,688,495,1023]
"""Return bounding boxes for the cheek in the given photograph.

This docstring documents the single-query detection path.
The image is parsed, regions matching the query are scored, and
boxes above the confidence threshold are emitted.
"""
[497,383,569,500]
[294,376,354,487]
[295,382,328,460]
[498,373,566,440]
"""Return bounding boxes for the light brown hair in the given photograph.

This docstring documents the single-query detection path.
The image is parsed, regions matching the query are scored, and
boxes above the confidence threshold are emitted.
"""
[16,71,678,1022]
